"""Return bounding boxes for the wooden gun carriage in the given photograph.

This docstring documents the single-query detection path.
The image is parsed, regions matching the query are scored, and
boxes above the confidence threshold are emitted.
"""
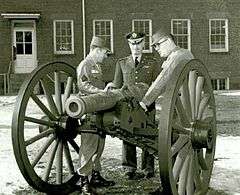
[12,59,216,195]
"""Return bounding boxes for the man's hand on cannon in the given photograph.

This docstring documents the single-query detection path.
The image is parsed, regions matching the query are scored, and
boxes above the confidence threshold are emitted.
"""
[139,101,148,112]
[104,82,117,93]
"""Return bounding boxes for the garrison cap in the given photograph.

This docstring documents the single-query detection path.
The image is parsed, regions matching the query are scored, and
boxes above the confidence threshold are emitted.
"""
[151,29,171,46]
[90,36,110,52]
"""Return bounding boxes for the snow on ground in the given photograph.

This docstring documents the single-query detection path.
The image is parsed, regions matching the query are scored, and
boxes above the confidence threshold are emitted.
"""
[0,92,240,194]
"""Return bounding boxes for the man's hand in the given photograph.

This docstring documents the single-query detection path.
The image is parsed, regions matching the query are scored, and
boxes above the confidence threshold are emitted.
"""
[104,82,116,92]
[139,101,148,112]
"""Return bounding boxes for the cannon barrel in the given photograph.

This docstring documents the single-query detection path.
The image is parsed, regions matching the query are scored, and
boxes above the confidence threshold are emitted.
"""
[65,83,149,118]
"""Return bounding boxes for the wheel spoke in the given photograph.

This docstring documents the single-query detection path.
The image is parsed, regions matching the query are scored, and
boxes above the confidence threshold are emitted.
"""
[178,153,190,195]
[175,96,190,127]
[180,77,192,121]
[25,128,55,146]
[56,139,63,184]
[186,151,194,195]
[55,72,63,114]
[63,77,73,113]
[173,142,191,180]
[172,123,192,135]
[43,139,59,182]
[31,94,58,121]
[171,135,189,157]
[25,116,56,128]
[188,70,197,121]
[195,76,204,118]
[31,135,55,168]
[68,139,80,153]
[63,141,75,174]
[193,151,203,191]
[197,94,210,120]
[197,149,208,170]
[41,76,59,116]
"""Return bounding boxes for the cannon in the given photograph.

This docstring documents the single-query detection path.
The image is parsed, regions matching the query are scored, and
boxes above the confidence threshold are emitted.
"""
[12,59,216,195]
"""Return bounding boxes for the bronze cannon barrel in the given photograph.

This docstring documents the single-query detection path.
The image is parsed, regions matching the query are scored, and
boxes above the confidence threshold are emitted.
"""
[65,83,149,118]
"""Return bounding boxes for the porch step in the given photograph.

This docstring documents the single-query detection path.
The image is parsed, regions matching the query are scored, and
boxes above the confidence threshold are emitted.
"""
[9,73,29,94]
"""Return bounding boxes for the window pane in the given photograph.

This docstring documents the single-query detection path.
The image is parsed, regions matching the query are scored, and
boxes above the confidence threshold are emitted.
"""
[210,19,227,51]
[25,31,32,42]
[211,79,218,90]
[94,20,112,51]
[55,21,73,53]
[16,32,23,42]
[132,20,151,51]
[16,43,24,54]
[171,20,190,50]
[25,43,32,54]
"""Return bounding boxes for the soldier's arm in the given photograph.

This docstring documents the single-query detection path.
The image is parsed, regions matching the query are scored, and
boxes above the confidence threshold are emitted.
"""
[142,53,193,106]
[112,59,123,88]
[77,63,104,94]
[151,59,163,82]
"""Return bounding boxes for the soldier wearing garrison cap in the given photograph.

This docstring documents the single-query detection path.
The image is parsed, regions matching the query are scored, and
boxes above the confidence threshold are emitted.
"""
[106,31,161,179]
[75,36,115,192]
[139,29,194,112]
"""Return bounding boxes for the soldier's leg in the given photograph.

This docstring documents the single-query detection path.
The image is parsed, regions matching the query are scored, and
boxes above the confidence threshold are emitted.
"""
[122,141,137,172]
[77,133,99,176]
[91,136,115,187]
[92,136,105,171]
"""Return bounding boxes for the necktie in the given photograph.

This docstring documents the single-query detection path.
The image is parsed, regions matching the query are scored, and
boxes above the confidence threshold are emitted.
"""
[135,57,139,68]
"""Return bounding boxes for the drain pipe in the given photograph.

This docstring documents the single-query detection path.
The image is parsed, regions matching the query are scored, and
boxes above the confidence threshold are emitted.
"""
[82,0,86,58]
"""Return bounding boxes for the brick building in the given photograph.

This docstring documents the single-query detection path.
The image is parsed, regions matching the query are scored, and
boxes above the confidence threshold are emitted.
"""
[0,0,240,94]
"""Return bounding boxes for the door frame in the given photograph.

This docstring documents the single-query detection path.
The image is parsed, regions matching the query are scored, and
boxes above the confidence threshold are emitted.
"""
[11,20,37,73]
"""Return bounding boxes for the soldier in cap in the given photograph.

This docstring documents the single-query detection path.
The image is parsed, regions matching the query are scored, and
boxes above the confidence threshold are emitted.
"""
[106,31,161,179]
[75,36,115,192]
[139,29,194,111]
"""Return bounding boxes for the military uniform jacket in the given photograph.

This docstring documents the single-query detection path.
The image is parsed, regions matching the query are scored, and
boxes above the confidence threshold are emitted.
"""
[113,54,160,88]
[142,47,194,106]
[77,55,104,94]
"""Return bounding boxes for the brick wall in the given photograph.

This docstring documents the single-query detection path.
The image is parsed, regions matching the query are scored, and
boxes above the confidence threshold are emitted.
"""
[1,0,240,90]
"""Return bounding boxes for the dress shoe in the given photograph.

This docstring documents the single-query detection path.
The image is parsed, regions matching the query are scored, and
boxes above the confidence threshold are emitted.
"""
[145,171,154,179]
[90,170,115,187]
[74,175,90,193]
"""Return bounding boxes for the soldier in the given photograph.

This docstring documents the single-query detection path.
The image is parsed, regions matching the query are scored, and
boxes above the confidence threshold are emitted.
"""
[106,32,160,179]
[75,36,115,192]
[139,29,194,114]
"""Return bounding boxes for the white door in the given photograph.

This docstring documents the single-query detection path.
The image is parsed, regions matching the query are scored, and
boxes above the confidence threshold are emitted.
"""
[13,27,37,73]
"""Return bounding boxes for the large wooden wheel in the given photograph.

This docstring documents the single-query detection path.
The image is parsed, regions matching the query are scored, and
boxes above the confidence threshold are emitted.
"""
[12,62,80,194]
[158,59,216,195]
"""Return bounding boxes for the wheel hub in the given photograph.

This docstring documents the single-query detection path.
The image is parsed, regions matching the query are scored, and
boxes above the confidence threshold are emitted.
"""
[190,121,213,149]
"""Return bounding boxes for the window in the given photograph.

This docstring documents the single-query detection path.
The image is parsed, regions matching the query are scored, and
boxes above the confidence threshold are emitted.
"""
[211,78,229,90]
[53,20,74,54]
[132,19,152,53]
[209,19,228,52]
[93,20,113,52]
[15,31,33,55]
[171,19,191,50]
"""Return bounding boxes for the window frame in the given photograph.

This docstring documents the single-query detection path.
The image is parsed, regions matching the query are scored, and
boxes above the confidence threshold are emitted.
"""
[171,19,191,50]
[53,20,74,55]
[93,19,114,53]
[209,19,229,53]
[132,19,152,53]
[211,77,229,90]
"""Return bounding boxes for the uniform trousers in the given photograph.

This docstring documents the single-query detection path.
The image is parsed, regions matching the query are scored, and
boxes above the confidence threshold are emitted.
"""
[77,133,105,176]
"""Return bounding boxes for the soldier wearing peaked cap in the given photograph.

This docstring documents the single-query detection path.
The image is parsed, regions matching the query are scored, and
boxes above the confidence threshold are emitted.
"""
[139,29,194,111]
[106,31,161,179]
[75,36,115,192]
